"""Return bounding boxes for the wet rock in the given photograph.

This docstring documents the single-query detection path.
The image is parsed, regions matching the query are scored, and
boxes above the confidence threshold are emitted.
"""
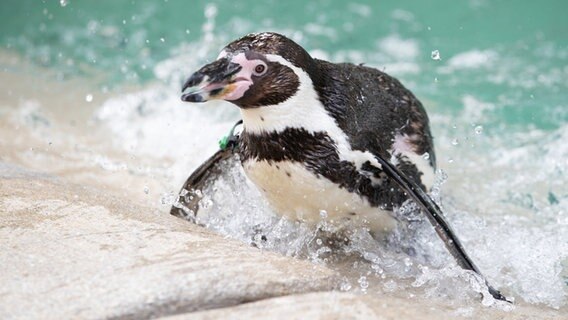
[0,163,338,319]
[163,291,567,320]
[163,292,443,320]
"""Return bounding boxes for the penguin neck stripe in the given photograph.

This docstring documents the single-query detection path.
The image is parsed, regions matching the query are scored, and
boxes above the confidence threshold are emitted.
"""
[240,54,385,174]
[241,128,336,164]
[240,128,411,209]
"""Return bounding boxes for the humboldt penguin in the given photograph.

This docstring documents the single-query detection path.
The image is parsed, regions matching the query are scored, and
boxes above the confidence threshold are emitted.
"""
[179,32,510,303]
[181,32,436,233]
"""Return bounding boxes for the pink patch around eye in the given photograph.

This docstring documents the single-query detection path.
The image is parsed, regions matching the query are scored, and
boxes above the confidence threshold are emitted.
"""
[220,53,261,101]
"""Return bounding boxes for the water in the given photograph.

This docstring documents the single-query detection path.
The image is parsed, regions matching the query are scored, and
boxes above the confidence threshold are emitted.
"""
[1,0,567,312]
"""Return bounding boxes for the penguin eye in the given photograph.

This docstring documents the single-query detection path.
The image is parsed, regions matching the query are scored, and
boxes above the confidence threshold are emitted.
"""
[253,64,267,76]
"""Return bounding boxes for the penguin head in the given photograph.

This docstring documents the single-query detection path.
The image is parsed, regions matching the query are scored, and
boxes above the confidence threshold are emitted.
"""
[181,32,313,108]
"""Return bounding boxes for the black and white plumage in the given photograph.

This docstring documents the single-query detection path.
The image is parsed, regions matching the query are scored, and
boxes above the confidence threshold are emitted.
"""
[182,32,435,232]
[179,32,510,302]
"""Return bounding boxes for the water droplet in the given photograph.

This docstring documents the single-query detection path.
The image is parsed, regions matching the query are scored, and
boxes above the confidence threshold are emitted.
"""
[85,94,93,102]
[383,280,397,292]
[172,200,184,209]
[160,191,175,205]
[434,77,438,83]
[319,209,328,219]
[143,186,149,194]
[422,152,430,160]
[185,29,190,34]
[160,37,165,43]
[340,280,352,291]
[448,157,454,163]
[431,50,441,61]
[59,0,68,7]
[358,276,369,292]
[201,198,213,209]
[474,125,483,134]
[451,138,459,146]
[316,238,323,246]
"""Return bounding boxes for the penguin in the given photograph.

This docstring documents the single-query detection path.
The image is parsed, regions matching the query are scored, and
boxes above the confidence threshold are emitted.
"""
[179,32,510,303]
[181,32,435,233]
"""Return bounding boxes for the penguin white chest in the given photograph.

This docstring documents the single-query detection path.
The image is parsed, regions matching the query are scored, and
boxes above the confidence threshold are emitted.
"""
[242,159,396,232]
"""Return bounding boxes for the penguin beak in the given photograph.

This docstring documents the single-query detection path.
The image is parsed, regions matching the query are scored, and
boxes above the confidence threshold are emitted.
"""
[181,58,242,102]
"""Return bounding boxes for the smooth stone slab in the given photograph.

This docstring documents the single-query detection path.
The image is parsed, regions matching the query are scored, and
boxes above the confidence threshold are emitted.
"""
[162,291,567,320]
[162,291,454,320]
[0,163,338,319]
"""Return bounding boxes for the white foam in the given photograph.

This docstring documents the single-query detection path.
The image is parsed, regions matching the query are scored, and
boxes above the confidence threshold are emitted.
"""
[304,23,337,40]
[461,94,495,121]
[378,35,420,60]
[87,29,567,309]
[446,49,498,70]
[349,4,372,17]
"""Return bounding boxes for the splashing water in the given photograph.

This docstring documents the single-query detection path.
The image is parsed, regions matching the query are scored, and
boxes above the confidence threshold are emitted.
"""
[1,0,566,312]
[90,5,568,309]
[431,49,441,61]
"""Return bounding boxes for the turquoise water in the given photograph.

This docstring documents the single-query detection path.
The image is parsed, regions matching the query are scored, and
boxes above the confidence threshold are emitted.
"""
[1,0,567,309]
[1,0,566,128]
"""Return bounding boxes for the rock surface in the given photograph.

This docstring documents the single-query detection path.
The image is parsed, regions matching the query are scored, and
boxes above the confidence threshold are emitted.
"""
[164,291,565,320]
[0,163,338,319]
[1,163,566,320]
[164,291,457,320]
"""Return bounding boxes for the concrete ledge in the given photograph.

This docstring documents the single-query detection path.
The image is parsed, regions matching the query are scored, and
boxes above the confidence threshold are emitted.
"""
[0,164,338,319]
[162,291,565,320]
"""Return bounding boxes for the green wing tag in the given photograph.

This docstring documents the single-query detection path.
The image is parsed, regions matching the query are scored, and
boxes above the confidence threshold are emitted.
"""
[218,135,229,150]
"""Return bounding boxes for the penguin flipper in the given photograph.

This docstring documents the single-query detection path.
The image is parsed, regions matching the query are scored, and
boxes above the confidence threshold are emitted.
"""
[170,120,242,221]
[170,147,238,221]
[373,154,511,303]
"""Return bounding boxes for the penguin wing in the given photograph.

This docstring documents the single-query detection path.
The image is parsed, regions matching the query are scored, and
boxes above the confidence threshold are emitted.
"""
[374,154,510,302]
[316,60,436,189]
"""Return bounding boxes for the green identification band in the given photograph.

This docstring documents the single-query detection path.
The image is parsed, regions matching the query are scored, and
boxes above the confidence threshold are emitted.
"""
[218,136,230,150]
[218,119,243,151]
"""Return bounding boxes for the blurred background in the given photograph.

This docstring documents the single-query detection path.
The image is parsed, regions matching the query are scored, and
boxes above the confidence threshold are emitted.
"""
[1,0,566,127]
[0,0,566,309]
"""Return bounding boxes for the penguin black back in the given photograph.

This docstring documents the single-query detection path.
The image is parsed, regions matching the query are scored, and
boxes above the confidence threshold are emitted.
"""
[312,59,436,189]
